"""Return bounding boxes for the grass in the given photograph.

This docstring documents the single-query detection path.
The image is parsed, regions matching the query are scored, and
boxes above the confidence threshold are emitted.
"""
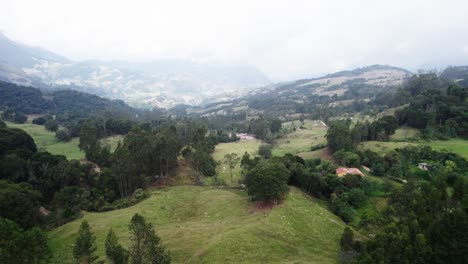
[272,120,327,157]
[358,138,468,159]
[100,135,124,152]
[423,139,468,159]
[357,141,417,156]
[5,122,85,160]
[48,186,346,264]
[389,127,421,141]
[211,140,263,186]
[296,148,333,161]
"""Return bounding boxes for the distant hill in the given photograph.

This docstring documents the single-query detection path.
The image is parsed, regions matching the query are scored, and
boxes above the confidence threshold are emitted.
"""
[185,65,413,117]
[0,80,135,118]
[0,33,270,109]
[440,65,468,86]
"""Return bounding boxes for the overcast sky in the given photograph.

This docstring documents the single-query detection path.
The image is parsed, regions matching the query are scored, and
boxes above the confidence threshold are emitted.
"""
[1,0,468,80]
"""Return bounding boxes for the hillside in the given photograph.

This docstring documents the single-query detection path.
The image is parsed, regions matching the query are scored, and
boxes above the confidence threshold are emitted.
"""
[0,33,269,109]
[48,186,346,264]
[185,65,412,117]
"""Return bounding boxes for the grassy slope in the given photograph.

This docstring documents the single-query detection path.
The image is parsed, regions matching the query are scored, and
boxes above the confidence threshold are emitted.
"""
[48,186,345,264]
[358,138,468,159]
[5,122,84,160]
[273,120,328,158]
[100,135,124,152]
[211,139,263,186]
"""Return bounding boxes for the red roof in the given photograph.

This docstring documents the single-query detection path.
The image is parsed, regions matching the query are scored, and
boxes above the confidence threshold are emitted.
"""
[336,167,364,177]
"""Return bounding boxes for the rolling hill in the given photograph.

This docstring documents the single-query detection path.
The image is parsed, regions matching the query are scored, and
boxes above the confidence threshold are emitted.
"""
[0,33,270,109]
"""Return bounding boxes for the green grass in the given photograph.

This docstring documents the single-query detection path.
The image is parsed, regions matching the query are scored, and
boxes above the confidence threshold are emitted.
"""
[5,122,85,160]
[48,186,346,264]
[357,141,417,156]
[423,139,468,159]
[389,127,421,141]
[210,140,263,186]
[358,138,468,159]
[100,135,124,152]
[272,120,327,157]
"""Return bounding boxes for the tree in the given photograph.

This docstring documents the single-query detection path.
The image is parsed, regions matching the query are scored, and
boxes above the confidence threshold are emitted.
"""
[326,120,352,152]
[129,214,170,264]
[105,229,129,264]
[32,116,47,125]
[193,150,216,176]
[73,220,100,263]
[258,144,272,159]
[44,119,58,132]
[246,160,290,203]
[0,217,51,264]
[56,129,72,142]
[224,153,240,184]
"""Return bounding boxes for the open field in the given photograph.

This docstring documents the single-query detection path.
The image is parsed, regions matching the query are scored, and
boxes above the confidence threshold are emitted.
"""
[424,139,468,159]
[358,138,468,159]
[48,186,346,264]
[100,135,124,152]
[211,139,263,186]
[296,148,333,161]
[5,122,84,160]
[272,120,327,157]
[357,141,417,156]
[389,127,421,141]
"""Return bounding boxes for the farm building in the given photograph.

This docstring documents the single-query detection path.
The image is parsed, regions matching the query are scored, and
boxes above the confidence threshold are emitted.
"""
[418,163,430,171]
[336,167,365,177]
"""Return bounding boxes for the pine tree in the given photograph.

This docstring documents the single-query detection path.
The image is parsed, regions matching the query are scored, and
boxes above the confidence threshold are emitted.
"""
[105,229,129,264]
[129,214,170,264]
[73,220,100,263]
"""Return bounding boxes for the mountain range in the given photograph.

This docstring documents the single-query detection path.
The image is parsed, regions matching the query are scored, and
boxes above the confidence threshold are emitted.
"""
[0,33,270,109]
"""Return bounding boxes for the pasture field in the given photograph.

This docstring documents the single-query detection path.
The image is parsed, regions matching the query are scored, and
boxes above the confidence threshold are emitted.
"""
[100,135,124,152]
[272,120,327,157]
[424,139,468,159]
[211,139,263,186]
[358,138,468,159]
[389,127,421,141]
[5,121,84,160]
[48,186,346,264]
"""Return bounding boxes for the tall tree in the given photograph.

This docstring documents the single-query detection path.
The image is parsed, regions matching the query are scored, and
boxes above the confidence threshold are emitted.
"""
[224,153,240,184]
[73,220,100,263]
[105,229,129,264]
[129,214,170,264]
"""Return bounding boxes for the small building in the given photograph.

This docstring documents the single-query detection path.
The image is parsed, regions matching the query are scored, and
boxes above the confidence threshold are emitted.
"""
[418,163,430,171]
[336,167,365,177]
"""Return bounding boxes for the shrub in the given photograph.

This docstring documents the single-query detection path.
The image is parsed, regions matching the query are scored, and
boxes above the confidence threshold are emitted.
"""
[44,119,58,132]
[55,129,71,142]
[32,117,47,125]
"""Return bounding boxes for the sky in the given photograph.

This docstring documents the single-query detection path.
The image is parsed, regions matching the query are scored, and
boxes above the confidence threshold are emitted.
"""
[1,0,468,81]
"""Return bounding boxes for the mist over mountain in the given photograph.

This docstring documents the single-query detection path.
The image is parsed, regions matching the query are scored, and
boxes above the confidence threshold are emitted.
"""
[0,33,270,109]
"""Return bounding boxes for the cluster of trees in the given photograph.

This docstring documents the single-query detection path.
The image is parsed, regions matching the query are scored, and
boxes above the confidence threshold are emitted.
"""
[341,168,468,263]
[74,214,170,264]
[397,83,467,138]
[245,116,282,142]
[326,116,398,152]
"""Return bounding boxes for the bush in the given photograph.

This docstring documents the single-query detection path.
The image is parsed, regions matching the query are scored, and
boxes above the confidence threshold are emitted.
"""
[132,188,146,201]
[258,144,273,159]
[44,119,58,132]
[55,129,71,142]
[32,117,47,125]
[246,160,289,203]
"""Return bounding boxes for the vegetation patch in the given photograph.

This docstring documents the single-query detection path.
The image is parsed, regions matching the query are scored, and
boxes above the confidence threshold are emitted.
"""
[48,186,346,264]
[5,121,84,160]
[272,120,327,157]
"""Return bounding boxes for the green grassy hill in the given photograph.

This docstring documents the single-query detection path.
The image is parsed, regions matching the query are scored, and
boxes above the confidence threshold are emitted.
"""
[5,121,84,160]
[48,186,346,264]
[211,139,263,186]
[273,120,327,157]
